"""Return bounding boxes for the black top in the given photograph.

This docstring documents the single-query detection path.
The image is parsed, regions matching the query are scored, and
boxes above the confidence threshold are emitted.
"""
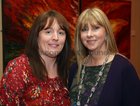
[69,54,140,106]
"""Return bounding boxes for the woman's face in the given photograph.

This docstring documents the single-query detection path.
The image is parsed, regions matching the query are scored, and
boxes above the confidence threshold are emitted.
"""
[38,19,66,58]
[80,22,106,53]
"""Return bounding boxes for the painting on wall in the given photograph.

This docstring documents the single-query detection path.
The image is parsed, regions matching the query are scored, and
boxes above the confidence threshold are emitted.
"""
[2,0,79,68]
[81,0,131,58]
[2,0,131,69]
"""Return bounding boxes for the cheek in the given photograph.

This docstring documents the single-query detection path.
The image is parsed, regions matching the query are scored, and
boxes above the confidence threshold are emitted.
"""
[38,33,44,45]
[38,36,48,51]
[60,37,66,45]
[38,37,44,46]
[80,35,86,44]
[99,33,106,42]
[98,29,106,39]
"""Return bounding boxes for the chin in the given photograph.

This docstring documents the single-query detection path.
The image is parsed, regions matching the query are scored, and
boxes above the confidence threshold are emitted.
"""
[45,51,61,58]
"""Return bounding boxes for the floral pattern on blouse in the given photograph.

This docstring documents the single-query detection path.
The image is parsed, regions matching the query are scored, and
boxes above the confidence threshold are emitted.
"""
[70,62,111,106]
[0,54,70,106]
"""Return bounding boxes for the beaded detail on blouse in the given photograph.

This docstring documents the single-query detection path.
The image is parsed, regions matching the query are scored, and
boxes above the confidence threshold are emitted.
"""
[70,62,112,106]
[0,54,70,106]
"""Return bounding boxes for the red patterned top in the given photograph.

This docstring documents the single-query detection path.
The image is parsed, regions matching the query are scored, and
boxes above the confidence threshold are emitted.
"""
[0,54,70,106]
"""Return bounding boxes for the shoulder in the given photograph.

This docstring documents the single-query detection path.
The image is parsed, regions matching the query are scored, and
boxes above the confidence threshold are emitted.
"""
[114,53,129,62]
[0,54,31,104]
[69,62,78,78]
[8,54,29,65]
[5,54,30,71]
[111,53,139,78]
[70,62,78,71]
[113,53,134,68]
[2,54,31,85]
[68,62,78,89]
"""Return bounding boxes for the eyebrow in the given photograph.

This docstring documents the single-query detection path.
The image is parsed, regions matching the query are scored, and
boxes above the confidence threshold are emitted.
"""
[43,27,50,30]
[43,26,65,32]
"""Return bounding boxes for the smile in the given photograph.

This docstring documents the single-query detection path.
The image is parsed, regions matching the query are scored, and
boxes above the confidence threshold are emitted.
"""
[48,44,59,47]
[87,40,97,44]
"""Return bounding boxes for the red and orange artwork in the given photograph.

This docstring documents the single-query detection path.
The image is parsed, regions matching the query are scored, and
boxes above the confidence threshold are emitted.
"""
[3,0,79,68]
[3,0,131,68]
[81,0,131,58]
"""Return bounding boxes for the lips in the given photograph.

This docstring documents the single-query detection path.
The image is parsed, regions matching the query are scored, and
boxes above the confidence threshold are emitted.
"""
[87,40,97,44]
[48,44,59,48]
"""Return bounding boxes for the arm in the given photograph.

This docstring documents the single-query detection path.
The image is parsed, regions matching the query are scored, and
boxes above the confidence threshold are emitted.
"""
[0,58,27,105]
[122,61,140,106]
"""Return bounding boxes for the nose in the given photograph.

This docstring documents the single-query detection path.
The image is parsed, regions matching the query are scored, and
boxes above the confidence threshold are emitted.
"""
[52,32,59,41]
[87,29,93,37]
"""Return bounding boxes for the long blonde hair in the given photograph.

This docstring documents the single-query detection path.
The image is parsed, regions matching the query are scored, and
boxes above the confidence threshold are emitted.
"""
[74,7,118,82]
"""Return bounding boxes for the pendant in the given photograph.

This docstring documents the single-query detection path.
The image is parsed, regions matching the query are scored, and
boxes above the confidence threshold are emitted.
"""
[99,71,103,76]
[91,87,95,92]
[77,101,80,106]
[78,84,82,89]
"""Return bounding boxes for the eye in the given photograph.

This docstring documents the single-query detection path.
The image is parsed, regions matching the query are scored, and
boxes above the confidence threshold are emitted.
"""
[46,31,51,34]
[45,29,52,35]
[81,27,88,32]
[58,30,66,36]
[93,25,100,30]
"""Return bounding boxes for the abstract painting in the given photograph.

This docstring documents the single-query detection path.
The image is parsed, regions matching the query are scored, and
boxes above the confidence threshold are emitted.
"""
[2,0,131,69]
[2,0,79,68]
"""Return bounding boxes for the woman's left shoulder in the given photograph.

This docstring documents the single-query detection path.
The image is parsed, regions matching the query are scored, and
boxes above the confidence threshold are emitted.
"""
[115,53,129,60]
[114,53,132,65]
[111,53,138,74]
[112,53,140,82]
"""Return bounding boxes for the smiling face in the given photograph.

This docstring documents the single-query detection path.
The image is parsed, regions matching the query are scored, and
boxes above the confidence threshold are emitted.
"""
[80,22,106,53]
[38,18,66,58]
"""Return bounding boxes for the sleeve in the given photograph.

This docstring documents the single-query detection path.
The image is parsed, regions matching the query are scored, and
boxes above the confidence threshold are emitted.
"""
[122,61,140,106]
[0,59,27,105]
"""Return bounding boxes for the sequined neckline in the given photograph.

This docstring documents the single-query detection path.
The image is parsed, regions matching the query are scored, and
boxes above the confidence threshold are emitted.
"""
[76,54,109,106]
[47,76,60,81]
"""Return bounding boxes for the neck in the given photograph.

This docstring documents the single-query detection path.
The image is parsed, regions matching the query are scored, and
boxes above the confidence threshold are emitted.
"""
[41,55,58,78]
[88,51,109,66]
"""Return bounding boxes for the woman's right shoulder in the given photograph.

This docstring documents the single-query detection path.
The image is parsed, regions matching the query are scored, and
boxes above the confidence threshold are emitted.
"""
[70,63,78,71]
[0,54,31,102]
[69,62,78,81]
[6,54,29,68]
[68,62,78,89]
[3,54,31,80]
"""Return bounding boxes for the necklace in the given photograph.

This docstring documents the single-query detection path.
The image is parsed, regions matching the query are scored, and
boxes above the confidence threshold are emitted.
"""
[76,54,109,106]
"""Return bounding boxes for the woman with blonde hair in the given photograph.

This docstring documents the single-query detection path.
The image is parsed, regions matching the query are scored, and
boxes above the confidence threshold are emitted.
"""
[69,8,140,106]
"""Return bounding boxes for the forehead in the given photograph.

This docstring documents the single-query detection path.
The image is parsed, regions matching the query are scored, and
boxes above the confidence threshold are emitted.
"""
[80,14,99,28]
[44,17,66,31]
[80,20,99,29]
[44,18,58,27]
